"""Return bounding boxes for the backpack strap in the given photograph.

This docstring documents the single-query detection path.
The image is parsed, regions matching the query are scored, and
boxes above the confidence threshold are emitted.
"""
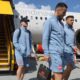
[17,28,21,42]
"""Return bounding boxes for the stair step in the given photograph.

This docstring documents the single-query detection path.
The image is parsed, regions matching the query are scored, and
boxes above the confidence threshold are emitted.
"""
[0,47,7,49]
[0,44,7,47]
[0,58,8,63]
[0,67,10,71]
[0,39,6,42]
[0,39,6,41]
[0,65,10,67]
[0,32,5,33]
[0,37,5,39]
[0,51,7,53]
[0,32,4,33]
[0,36,5,38]
[0,34,5,35]
[0,54,8,58]
[0,50,7,53]
[0,46,7,48]
[0,52,7,54]
[0,58,8,61]
[0,37,5,38]
[0,63,9,66]
[0,61,8,63]
[0,42,7,45]
[0,45,7,49]
[0,34,5,36]
[0,45,7,51]
[0,45,6,47]
[0,53,7,54]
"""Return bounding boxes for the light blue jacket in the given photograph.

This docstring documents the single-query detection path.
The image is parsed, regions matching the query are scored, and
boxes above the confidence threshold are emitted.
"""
[64,24,75,54]
[42,16,64,56]
[13,26,32,57]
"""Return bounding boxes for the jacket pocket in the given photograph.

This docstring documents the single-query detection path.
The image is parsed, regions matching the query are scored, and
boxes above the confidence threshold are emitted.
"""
[20,45,26,54]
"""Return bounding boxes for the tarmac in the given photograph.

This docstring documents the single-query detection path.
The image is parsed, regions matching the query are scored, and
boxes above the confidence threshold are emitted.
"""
[0,60,80,80]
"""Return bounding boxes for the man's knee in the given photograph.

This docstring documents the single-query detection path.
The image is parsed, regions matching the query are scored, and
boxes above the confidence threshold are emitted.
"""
[54,72,63,80]
[17,66,25,77]
[18,66,24,69]
[17,66,24,73]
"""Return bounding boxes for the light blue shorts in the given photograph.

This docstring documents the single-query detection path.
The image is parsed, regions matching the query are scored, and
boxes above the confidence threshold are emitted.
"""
[49,53,64,73]
[15,52,30,67]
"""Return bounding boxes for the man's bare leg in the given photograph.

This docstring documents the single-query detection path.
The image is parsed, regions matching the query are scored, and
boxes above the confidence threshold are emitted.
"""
[17,66,24,80]
[20,67,26,80]
[54,72,63,80]
[51,73,55,80]
[63,64,73,80]
[51,77,55,80]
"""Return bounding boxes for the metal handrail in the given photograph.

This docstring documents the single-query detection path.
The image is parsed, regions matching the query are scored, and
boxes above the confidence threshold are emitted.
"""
[10,41,15,71]
[7,16,15,71]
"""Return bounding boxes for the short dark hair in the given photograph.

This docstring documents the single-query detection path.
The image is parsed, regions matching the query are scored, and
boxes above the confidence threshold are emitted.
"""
[55,2,68,9]
[66,15,74,20]
[20,16,30,23]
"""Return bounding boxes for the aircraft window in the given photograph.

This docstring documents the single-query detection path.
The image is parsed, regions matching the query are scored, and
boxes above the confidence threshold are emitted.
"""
[40,17,43,20]
[35,17,38,20]
[75,19,77,22]
[45,17,47,20]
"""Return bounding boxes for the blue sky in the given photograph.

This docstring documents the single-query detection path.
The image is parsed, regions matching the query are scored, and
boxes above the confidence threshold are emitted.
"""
[13,0,80,12]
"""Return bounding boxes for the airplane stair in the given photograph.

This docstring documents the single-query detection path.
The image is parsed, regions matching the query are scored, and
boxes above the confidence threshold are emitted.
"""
[0,24,10,71]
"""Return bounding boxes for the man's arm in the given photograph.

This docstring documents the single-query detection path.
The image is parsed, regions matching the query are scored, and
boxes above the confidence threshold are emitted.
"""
[70,30,76,50]
[42,20,51,56]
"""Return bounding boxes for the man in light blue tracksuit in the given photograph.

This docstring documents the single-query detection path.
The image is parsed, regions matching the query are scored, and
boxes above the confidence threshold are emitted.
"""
[63,16,76,80]
[42,2,67,80]
[13,17,33,80]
